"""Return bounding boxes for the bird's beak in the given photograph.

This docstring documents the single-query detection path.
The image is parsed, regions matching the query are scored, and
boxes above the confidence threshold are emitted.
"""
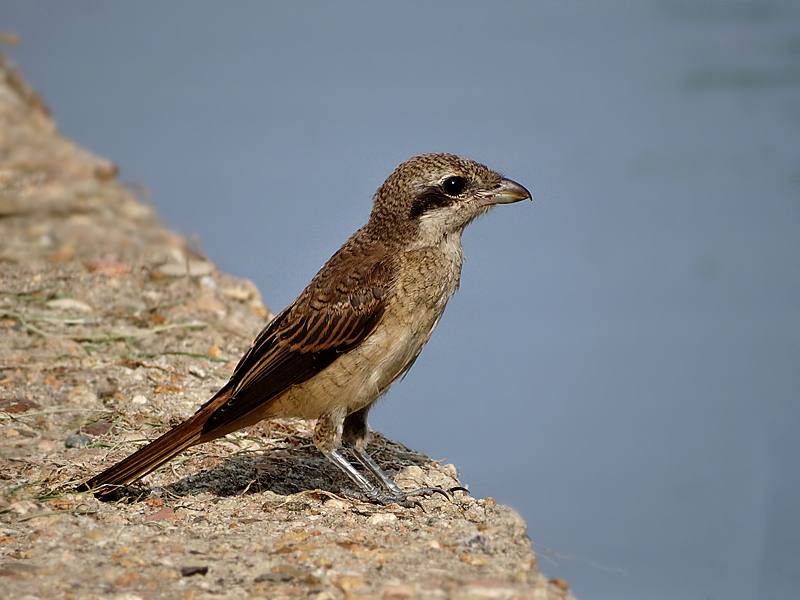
[482,178,532,205]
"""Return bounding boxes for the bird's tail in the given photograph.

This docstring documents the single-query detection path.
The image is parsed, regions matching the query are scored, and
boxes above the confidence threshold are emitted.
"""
[77,415,205,499]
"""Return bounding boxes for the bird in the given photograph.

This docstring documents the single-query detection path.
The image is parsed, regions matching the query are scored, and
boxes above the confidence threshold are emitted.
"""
[79,153,531,505]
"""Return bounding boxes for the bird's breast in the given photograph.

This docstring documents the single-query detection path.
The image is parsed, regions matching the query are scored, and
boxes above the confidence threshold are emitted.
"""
[272,238,464,420]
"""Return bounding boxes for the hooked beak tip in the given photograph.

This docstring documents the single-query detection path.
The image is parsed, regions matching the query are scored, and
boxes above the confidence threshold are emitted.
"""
[486,178,532,205]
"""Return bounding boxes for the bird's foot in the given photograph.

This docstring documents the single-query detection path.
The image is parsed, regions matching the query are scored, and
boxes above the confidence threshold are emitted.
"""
[326,448,470,508]
[397,486,452,500]
[327,449,460,508]
[347,485,449,509]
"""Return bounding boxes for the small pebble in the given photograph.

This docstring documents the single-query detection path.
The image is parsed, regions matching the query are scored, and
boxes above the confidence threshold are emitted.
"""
[188,366,206,379]
[328,571,365,592]
[0,397,40,414]
[460,533,492,553]
[45,298,93,313]
[254,572,293,583]
[367,512,397,526]
[65,434,91,448]
[180,566,208,577]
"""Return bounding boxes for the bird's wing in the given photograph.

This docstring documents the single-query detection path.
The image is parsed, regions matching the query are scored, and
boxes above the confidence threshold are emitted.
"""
[200,249,395,436]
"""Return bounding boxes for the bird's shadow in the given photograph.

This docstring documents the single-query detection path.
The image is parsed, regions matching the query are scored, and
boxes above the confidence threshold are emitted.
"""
[109,430,435,502]
[165,441,345,499]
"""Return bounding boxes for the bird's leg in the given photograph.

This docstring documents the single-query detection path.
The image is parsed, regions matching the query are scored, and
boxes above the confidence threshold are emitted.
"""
[338,408,452,503]
[322,449,417,506]
[349,446,452,500]
[314,409,410,505]
[349,446,403,494]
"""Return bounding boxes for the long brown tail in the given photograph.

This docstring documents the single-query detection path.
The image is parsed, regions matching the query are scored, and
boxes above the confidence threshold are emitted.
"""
[78,388,233,499]
[78,417,202,498]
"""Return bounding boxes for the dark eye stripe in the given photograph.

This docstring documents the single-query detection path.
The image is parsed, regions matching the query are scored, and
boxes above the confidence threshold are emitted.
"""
[409,188,454,218]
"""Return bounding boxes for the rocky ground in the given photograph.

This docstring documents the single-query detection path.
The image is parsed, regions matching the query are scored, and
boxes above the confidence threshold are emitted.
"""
[0,51,575,600]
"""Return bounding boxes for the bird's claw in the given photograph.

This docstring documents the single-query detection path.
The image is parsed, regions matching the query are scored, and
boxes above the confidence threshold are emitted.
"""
[399,486,452,501]
[347,485,451,508]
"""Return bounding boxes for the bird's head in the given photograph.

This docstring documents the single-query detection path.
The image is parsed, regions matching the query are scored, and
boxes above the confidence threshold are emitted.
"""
[368,153,531,244]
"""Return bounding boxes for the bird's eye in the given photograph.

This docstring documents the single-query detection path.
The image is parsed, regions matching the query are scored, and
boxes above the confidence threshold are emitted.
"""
[443,176,466,196]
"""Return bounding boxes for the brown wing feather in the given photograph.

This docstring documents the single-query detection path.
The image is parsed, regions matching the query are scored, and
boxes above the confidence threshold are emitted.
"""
[199,238,395,436]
